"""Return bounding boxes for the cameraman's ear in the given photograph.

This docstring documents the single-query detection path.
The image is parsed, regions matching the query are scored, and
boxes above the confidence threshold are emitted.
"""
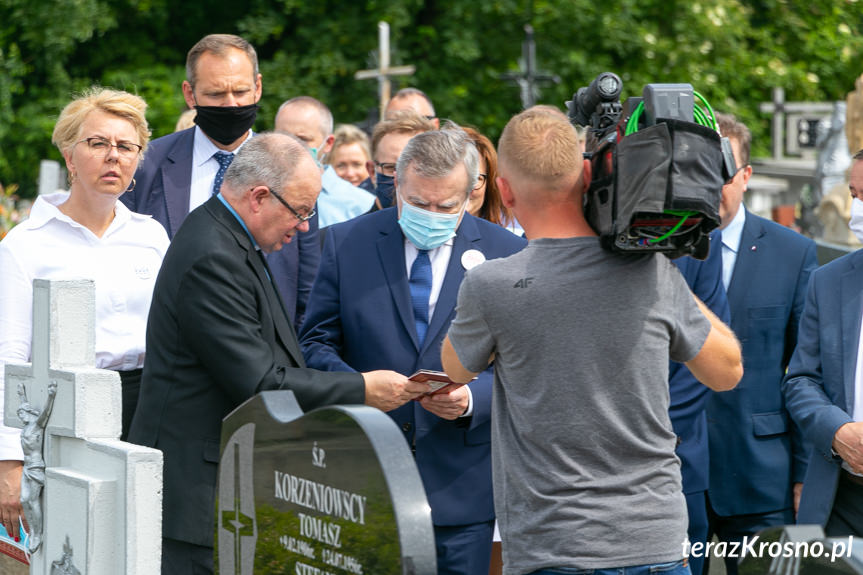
[497,176,516,209]
[580,158,592,193]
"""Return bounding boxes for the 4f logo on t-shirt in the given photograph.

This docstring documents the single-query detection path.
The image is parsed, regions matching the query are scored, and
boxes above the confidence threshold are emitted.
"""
[513,277,534,288]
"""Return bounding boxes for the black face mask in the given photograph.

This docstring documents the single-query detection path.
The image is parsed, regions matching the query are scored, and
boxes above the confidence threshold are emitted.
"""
[193,103,259,146]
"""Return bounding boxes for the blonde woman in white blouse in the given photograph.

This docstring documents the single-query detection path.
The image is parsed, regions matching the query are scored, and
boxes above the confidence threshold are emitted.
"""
[0,88,169,537]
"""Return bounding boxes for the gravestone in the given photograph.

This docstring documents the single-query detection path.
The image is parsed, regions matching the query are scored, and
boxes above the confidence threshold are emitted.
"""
[216,391,436,575]
[3,279,162,574]
[37,161,63,196]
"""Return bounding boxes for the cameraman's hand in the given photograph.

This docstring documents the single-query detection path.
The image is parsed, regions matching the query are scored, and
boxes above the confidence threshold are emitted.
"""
[362,370,430,412]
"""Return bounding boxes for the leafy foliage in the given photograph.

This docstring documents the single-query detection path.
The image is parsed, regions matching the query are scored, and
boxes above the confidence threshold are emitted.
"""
[2,0,862,197]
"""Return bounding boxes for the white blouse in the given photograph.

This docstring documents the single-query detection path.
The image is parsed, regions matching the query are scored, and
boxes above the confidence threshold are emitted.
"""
[0,191,169,459]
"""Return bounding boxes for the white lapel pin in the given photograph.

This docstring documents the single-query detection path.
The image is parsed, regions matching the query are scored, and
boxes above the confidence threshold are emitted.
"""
[461,249,486,270]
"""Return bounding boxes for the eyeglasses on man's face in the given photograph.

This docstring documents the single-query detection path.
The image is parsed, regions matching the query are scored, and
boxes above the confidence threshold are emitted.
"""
[266,187,316,222]
[374,161,397,177]
[76,136,142,161]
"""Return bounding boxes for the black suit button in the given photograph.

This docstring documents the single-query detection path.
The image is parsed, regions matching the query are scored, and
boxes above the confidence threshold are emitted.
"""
[402,422,412,433]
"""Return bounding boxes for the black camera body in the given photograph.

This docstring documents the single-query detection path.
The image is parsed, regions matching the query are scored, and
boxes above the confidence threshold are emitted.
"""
[566,73,736,259]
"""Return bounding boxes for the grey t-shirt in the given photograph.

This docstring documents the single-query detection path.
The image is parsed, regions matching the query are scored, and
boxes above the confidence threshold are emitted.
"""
[448,237,710,575]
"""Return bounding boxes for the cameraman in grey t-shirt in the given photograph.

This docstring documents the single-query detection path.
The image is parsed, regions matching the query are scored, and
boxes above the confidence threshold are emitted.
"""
[441,106,742,575]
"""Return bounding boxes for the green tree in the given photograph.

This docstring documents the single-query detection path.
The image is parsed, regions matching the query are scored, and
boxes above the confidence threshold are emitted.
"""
[2,0,863,197]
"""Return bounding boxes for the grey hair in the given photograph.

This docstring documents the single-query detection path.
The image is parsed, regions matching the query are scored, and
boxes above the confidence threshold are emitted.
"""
[276,96,334,138]
[223,132,308,194]
[396,122,479,199]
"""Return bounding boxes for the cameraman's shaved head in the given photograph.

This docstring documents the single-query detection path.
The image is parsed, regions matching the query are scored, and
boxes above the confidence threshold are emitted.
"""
[498,106,583,200]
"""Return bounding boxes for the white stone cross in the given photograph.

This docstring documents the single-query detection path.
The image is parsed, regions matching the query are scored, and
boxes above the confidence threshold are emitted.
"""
[3,279,162,574]
[355,21,416,120]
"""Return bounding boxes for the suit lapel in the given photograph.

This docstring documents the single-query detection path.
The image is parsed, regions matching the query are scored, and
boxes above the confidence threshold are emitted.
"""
[726,210,764,309]
[163,129,195,237]
[841,254,863,412]
[376,214,418,349]
[209,197,306,368]
[423,216,479,354]
[247,248,307,368]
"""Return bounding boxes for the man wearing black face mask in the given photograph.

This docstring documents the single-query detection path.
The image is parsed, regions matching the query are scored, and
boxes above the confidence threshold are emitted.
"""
[122,34,321,331]
[361,110,435,208]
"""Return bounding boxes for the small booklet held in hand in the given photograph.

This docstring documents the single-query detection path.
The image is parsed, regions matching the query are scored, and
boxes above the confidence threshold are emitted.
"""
[409,370,474,397]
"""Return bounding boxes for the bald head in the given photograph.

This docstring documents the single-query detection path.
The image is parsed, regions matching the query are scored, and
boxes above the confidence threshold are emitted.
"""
[222,132,321,252]
[274,96,333,151]
[498,106,583,201]
[386,88,438,128]
[222,132,315,199]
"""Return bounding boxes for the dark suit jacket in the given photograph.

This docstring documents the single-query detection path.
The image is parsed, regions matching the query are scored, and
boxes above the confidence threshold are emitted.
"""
[122,127,320,330]
[128,196,364,547]
[670,231,730,495]
[299,209,526,526]
[784,250,863,525]
[707,210,817,516]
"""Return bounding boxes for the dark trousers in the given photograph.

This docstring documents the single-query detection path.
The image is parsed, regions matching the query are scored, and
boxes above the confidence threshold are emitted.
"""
[826,470,863,537]
[705,495,792,575]
[118,368,142,441]
[684,491,708,575]
[162,537,213,575]
[434,520,495,575]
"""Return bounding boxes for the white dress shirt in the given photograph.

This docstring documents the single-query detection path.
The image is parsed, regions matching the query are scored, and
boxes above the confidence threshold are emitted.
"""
[0,192,169,459]
[403,237,474,416]
[188,126,252,212]
[721,205,747,291]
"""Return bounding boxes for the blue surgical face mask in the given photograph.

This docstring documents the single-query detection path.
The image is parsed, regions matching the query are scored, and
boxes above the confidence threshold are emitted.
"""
[398,194,468,251]
[375,173,396,207]
[307,144,324,169]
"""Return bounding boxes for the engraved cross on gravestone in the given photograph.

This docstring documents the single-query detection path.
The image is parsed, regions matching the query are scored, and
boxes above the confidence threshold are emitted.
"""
[216,391,437,575]
[3,279,163,574]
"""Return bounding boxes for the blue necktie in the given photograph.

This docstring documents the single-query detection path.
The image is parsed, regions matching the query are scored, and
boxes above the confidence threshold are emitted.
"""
[409,250,432,346]
[212,151,234,195]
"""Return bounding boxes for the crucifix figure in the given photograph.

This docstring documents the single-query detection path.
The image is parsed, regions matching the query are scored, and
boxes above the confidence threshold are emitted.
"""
[500,24,561,109]
[18,380,57,553]
[355,22,416,120]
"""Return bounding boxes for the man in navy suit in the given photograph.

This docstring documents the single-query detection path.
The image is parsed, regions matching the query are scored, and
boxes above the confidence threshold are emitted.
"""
[706,113,817,574]
[670,230,730,575]
[783,151,863,536]
[121,33,318,330]
[300,126,526,574]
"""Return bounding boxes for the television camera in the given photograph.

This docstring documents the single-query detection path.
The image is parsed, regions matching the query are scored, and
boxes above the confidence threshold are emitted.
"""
[566,72,737,259]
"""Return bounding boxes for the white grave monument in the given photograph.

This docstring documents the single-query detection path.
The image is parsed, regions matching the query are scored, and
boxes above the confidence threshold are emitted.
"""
[3,279,162,574]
